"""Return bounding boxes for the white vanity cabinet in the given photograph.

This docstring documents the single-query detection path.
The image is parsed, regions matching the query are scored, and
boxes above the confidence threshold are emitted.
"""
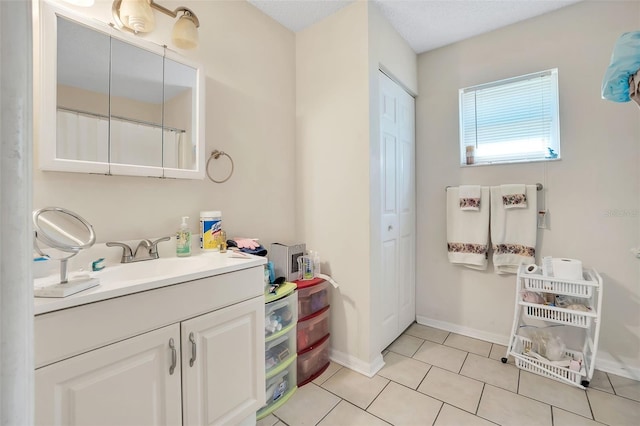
[34,265,266,426]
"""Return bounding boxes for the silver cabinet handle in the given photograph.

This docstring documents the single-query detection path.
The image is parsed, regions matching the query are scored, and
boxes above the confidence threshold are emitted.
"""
[189,332,197,367]
[169,338,177,375]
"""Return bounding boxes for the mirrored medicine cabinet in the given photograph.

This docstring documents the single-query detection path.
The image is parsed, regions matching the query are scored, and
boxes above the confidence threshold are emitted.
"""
[35,0,205,179]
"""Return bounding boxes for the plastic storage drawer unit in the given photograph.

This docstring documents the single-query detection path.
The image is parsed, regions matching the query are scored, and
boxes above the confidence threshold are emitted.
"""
[265,327,296,375]
[296,278,330,319]
[256,355,297,420]
[265,289,298,339]
[297,334,330,386]
[297,306,330,351]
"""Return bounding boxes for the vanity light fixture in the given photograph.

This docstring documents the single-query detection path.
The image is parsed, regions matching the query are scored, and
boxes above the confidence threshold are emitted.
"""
[112,0,200,49]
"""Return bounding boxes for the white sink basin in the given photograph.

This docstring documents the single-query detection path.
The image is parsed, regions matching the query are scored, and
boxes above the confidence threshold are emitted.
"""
[95,254,221,283]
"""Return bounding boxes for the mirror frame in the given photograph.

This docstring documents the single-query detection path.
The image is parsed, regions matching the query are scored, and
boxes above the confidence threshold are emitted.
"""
[33,206,96,253]
[34,0,206,179]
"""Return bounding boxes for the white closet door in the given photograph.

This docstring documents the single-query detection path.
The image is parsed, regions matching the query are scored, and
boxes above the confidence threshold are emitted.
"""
[378,71,416,349]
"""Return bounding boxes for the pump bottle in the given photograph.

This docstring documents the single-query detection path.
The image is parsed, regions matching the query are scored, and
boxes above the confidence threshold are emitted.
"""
[176,216,191,257]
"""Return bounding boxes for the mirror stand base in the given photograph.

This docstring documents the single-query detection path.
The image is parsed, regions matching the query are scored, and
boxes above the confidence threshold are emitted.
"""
[34,277,100,298]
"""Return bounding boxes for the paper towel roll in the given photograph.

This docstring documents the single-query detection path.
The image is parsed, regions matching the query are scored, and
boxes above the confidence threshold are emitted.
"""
[551,258,583,280]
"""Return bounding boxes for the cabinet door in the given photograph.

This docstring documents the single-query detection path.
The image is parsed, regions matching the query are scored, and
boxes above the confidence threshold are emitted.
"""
[182,296,265,426]
[35,324,182,426]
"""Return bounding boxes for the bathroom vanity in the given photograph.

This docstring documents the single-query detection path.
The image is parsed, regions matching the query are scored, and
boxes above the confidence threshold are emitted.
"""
[33,253,266,426]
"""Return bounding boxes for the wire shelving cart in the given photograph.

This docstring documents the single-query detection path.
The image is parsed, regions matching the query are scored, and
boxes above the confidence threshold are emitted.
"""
[502,264,603,389]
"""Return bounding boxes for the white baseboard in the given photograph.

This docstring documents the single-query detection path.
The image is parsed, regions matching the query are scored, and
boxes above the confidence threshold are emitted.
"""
[594,351,640,381]
[416,315,640,381]
[329,348,385,378]
[416,315,510,346]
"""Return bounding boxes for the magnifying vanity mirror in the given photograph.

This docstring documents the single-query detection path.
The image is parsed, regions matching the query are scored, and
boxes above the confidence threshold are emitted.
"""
[33,207,99,297]
[35,0,205,179]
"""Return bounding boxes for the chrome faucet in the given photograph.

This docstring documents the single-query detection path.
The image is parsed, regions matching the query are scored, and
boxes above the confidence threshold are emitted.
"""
[107,237,171,263]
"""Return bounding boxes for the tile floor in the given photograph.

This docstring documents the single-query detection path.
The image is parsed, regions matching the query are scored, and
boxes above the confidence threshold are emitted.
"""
[258,323,640,426]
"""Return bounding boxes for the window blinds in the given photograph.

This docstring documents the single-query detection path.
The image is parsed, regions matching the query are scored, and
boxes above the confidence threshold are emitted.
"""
[460,69,559,164]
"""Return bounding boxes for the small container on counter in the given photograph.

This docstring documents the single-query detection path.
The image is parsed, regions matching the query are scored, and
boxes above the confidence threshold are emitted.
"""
[200,211,222,251]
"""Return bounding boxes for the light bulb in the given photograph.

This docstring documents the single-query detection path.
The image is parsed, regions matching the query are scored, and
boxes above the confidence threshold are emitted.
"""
[172,13,198,49]
[119,0,155,33]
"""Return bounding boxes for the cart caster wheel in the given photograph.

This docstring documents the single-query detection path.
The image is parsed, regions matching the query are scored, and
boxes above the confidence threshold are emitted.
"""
[581,380,590,388]
[501,357,508,363]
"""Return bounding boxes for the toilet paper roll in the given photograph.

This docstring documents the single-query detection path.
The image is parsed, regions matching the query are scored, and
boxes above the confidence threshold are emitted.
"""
[524,264,539,274]
[551,258,583,280]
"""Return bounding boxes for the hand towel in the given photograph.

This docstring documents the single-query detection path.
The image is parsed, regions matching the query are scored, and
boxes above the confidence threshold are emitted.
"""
[501,184,527,209]
[459,185,481,211]
[490,185,537,274]
[446,186,490,270]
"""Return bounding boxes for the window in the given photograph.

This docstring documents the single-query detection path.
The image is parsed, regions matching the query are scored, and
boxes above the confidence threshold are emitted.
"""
[459,69,560,165]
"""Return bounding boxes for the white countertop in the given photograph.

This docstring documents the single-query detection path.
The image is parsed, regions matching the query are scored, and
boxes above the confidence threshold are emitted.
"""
[34,251,267,315]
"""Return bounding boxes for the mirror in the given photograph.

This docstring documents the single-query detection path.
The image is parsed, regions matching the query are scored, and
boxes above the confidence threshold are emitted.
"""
[33,207,95,252]
[33,207,99,297]
[56,16,110,164]
[36,0,205,179]
[110,37,164,168]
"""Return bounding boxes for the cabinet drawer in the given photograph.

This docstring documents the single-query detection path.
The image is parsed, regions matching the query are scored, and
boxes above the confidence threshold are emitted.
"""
[297,279,330,319]
[257,355,297,419]
[297,306,330,351]
[265,327,296,376]
[265,291,297,339]
[297,334,330,386]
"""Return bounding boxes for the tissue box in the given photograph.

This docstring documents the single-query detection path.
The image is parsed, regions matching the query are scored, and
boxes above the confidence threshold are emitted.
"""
[551,258,583,280]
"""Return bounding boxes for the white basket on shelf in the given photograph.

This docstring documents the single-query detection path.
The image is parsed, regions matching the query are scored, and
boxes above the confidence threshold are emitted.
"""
[521,268,598,298]
[522,302,595,328]
[512,335,585,385]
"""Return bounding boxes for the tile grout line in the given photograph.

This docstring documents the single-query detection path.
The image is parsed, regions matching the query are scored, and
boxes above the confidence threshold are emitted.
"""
[429,400,445,426]
[473,384,502,426]
[363,378,392,412]
[311,396,342,426]
[458,351,470,374]
[604,371,617,396]
[475,382,486,415]
[414,363,433,391]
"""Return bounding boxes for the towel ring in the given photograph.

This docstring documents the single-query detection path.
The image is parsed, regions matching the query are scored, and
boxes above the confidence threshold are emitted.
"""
[206,150,234,183]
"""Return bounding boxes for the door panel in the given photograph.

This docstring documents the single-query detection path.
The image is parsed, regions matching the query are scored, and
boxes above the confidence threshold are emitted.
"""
[378,71,416,350]
[380,239,399,345]
[35,325,182,426]
[182,296,264,426]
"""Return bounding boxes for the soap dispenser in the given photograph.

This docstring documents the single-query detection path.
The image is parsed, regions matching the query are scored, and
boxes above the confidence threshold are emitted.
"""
[176,216,191,257]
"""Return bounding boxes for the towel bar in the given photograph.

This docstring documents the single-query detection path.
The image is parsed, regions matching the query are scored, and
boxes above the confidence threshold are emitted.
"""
[446,183,543,191]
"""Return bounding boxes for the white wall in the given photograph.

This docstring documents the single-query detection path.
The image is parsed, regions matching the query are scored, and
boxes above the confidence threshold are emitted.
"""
[296,0,416,373]
[296,0,373,371]
[33,0,296,247]
[416,0,640,377]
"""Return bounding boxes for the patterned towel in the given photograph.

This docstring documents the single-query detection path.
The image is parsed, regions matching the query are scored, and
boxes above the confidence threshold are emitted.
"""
[459,185,481,211]
[501,184,527,209]
[446,187,490,270]
[490,185,537,274]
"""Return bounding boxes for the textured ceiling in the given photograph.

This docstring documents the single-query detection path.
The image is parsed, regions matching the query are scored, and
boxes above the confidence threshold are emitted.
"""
[247,0,583,53]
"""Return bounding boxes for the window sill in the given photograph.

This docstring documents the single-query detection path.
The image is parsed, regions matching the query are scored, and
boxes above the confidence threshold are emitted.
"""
[460,157,562,168]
